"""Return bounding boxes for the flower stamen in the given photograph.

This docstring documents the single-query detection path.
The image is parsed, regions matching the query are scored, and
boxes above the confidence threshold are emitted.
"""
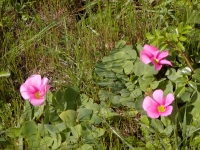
[35,91,40,99]
[154,58,159,64]
[157,105,166,113]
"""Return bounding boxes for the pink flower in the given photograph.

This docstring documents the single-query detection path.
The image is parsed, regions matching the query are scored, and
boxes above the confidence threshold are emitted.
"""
[140,44,172,71]
[142,89,174,118]
[20,74,51,106]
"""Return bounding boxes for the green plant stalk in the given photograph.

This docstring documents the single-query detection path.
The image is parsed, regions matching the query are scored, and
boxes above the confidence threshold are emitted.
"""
[179,51,194,72]
[166,41,194,72]
[174,111,180,150]
[102,119,135,150]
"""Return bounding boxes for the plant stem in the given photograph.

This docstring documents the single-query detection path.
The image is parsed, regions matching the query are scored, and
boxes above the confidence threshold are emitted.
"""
[179,51,194,72]
[166,41,194,72]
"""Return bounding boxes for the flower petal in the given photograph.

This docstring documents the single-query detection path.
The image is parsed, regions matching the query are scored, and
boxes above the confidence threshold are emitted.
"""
[25,74,42,89]
[27,85,38,94]
[20,84,30,99]
[146,106,160,118]
[143,44,158,55]
[142,96,158,111]
[29,97,45,106]
[140,51,152,64]
[152,89,164,104]
[164,93,174,106]
[154,64,162,71]
[159,59,172,66]
[160,106,173,116]
[41,77,48,86]
[157,51,169,60]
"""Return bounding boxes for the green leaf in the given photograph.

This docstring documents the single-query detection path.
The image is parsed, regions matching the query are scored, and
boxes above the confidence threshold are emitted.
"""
[6,127,21,138]
[100,108,119,118]
[40,136,53,148]
[180,91,191,102]
[135,96,144,112]
[120,97,135,107]
[77,108,93,122]
[123,61,134,75]
[52,134,61,150]
[64,86,79,110]
[179,36,187,42]
[55,122,66,132]
[151,119,164,133]
[172,34,178,42]
[192,74,200,82]
[133,60,157,76]
[77,144,93,150]
[194,68,200,74]
[70,124,82,139]
[175,86,185,98]
[181,67,191,75]
[22,121,40,149]
[85,103,100,113]
[146,32,155,40]
[44,124,60,133]
[124,46,137,60]
[111,95,121,107]
[0,137,9,146]
[0,71,10,77]
[188,81,197,91]
[22,121,38,136]
[115,40,126,49]
[130,89,142,98]
[59,110,76,127]
[177,42,185,51]
[120,89,130,97]
[139,76,154,91]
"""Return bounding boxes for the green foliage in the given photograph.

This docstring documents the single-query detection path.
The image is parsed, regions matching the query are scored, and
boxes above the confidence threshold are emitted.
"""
[2,86,105,149]
[1,0,200,149]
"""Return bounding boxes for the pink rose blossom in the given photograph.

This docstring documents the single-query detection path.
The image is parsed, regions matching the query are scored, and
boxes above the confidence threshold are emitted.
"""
[140,44,172,71]
[20,74,51,106]
[142,89,174,118]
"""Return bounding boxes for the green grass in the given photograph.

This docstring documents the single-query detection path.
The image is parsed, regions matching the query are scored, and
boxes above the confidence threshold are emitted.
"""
[0,0,197,149]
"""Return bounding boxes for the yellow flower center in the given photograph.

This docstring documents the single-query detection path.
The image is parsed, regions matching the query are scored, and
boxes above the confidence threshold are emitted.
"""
[35,91,40,99]
[157,105,166,113]
[154,58,159,64]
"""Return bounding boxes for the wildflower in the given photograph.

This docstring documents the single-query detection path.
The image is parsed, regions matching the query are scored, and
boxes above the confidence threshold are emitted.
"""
[140,44,172,71]
[142,89,174,118]
[20,74,50,106]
